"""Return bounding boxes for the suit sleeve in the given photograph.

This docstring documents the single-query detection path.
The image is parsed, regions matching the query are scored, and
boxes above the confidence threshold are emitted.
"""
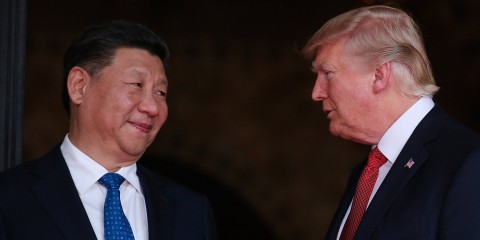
[202,196,218,240]
[440,146,480,239]
[0,210,5,240]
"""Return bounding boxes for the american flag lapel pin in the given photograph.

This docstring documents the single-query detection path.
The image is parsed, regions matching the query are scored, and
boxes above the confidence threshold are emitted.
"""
[404,158,415,169]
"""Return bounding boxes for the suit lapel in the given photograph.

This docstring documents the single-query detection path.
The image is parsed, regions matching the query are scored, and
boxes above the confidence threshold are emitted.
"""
[30,146,97,240]
[355,144,430,239]
[137,165,175,240]
[355,106,447,239]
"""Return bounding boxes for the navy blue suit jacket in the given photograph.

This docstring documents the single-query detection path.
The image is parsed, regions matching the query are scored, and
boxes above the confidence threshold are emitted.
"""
[325,105,480,240]
[0,146,218,240]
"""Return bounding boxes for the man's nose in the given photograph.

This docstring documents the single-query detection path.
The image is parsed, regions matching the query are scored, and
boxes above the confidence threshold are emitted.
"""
[311,77,327,102]
[139,93,159,117]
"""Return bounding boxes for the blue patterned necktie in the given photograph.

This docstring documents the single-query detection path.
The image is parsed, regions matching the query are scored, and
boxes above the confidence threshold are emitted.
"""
[98,173,135,240]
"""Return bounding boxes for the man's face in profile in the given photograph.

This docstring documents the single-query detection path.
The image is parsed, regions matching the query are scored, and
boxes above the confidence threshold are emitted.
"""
[311,38,378,144]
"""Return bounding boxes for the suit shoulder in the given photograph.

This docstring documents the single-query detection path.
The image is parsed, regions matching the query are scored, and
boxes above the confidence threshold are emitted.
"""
[425,105,479,144]
[0,146,62,188]
[439,117,480,147]
[138,166,207,200]
[0,158,38,185]
[427,115,480,172]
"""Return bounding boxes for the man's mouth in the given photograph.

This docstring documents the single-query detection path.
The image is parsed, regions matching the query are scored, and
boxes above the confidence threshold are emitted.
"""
[324,109,333,119]
[129,121,153,133]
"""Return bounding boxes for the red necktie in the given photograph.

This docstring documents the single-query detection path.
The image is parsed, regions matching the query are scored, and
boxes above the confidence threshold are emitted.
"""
[340,147,387,240]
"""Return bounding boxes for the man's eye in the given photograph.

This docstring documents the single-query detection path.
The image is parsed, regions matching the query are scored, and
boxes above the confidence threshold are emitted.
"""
[325,71,334,80]
[132,83,142,87]
[156,91,167,97]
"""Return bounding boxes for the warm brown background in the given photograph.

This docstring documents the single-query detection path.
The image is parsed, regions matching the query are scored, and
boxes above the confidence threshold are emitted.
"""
[24,0,480,239]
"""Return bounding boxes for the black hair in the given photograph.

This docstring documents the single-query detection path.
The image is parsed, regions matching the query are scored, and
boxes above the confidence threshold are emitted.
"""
[61,20,169,113]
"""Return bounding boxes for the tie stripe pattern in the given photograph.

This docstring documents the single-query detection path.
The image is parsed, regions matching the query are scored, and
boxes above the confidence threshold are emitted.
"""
[340,147,387,240]
[98,173,135,240]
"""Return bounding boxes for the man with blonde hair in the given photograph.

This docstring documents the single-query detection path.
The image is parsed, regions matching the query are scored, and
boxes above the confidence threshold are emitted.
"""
[304,5,480,240]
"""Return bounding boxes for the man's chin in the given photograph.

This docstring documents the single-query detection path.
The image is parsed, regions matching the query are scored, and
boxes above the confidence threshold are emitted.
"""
[122,143,148,159]
[328,124,341,137]
[329,125,352,141]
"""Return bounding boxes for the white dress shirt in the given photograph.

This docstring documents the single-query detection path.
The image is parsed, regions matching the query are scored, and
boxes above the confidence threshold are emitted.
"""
[60,135,149,240]
[336,97,435,239]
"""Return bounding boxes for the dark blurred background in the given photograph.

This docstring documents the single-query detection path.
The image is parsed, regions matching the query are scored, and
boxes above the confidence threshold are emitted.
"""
[23,0,480,239]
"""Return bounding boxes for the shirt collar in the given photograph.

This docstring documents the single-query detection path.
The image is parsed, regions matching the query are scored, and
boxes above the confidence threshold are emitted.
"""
[377,97,434,163]
[60,134,143,195]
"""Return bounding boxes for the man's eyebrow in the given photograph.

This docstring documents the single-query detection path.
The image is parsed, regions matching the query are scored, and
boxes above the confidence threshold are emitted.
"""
[311,61,327,72]
[159,78,168,87]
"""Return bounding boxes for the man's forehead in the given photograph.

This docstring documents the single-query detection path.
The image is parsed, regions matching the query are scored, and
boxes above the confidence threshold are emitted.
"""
[311,49,330,69]
[311,39,349,67]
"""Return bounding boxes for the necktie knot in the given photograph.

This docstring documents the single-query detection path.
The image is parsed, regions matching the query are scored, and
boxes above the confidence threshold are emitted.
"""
[99,173,125,190]
[367,147,387,169]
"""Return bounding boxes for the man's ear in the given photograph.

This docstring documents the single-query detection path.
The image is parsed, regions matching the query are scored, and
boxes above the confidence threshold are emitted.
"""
[67,66,90,105]
[373,62,391,93]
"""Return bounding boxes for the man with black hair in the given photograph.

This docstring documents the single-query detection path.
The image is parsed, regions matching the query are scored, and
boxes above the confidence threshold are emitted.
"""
[0,20,217,240]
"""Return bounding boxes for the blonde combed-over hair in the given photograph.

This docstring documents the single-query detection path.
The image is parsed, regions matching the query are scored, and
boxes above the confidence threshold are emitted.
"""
[303,5,439,97]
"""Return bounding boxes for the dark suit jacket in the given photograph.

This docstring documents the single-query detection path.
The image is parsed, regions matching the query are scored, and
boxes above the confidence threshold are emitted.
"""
[325,105,480,240]
[0,145,218,240]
